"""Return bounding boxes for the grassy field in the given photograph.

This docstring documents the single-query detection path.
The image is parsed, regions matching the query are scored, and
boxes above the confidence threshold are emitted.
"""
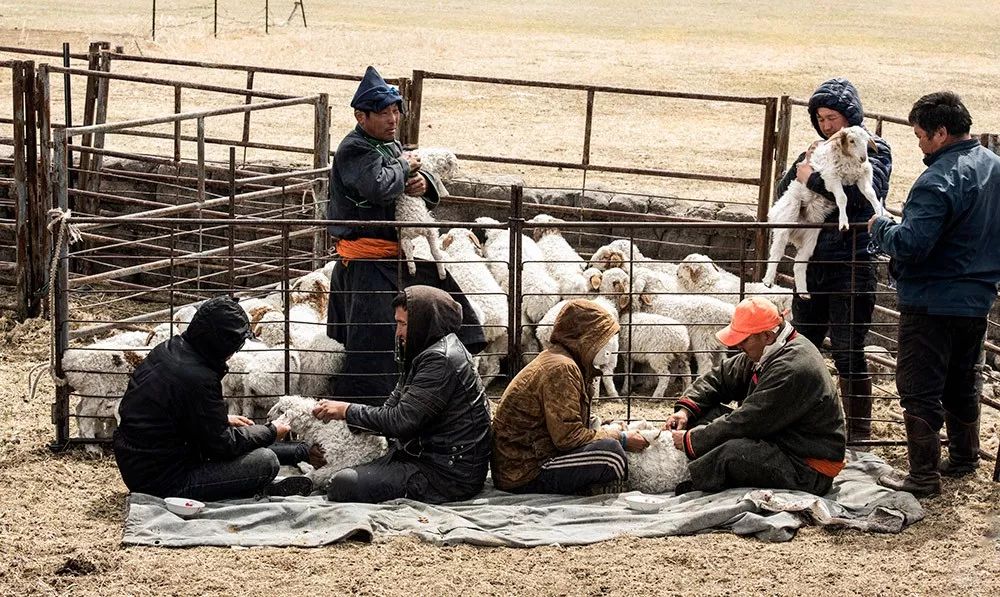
[3,2,1000,595]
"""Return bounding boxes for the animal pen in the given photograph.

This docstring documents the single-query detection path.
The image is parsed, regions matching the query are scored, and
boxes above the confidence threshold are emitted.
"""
[1,43,998,481]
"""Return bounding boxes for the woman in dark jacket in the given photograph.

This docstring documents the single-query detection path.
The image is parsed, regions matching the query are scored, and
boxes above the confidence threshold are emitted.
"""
[774,78,893,443]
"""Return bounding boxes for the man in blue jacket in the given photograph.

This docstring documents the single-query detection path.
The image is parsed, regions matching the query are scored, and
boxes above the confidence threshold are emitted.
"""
[774,78,892,444]
[869,91,1000,496]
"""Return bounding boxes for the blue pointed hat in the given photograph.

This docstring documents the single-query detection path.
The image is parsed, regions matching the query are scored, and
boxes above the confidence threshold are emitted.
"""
[351,66,404,113]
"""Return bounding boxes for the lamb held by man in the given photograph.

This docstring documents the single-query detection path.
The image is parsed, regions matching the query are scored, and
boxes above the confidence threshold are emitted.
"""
[762,126,883,298]
[395,147,459,280]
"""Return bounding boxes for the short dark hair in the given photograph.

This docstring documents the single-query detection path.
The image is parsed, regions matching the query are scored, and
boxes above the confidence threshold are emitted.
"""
[908,91,972,136]
[391,292,407,310]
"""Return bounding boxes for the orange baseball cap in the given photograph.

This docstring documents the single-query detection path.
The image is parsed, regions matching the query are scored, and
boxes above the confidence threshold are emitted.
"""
[715,297,785,347]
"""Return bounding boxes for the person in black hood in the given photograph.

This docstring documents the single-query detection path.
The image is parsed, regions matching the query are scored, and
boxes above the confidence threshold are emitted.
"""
[113,295,312,500]
[312,285,492,504]
[774,78,893,444]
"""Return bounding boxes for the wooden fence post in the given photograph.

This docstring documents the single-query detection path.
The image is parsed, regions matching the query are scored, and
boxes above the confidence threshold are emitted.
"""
[313,93,331,267]
[753,97,778,281]
[12,61,30,321]
[35,64,53,318]
[407,70,424,147]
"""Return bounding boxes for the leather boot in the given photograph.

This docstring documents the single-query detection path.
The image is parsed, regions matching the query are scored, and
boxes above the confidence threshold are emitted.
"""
[840,376,873,443]
[939,409,980,477]
[879,412,941,497]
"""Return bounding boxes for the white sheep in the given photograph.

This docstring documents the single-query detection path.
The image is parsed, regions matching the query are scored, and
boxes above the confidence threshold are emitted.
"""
[762,126,883,297]
[603,420,690,494]
[267,395,389,490]
[617,310,691,398]
[527,214,589,299]
[396,147,458,280]
[440,227,509,382]
[297,333,346,398]
[62,331,152,452]
[589,239,678,276]
[601,266,732,378]
[676,253,793,312]
[535,297,620,398]
[223,338,270,417]
[289,270,330,318]
[243,345,301,418]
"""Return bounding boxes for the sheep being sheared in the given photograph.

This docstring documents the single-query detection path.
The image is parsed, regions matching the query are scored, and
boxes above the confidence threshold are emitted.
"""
[267,395,389,490]
[601,420,690,494]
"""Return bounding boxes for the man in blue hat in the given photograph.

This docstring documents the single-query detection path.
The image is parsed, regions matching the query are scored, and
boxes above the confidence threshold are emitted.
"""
[325,66,485,403]
[773,78,893,444]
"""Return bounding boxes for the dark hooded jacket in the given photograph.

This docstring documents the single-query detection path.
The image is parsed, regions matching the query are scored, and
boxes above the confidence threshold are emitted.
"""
[112,296,277,497]
[775,78,893,260]
[491,300,622,491]
[344,286,491,500]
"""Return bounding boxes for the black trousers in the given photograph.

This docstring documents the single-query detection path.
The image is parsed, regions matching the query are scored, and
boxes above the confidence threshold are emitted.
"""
[511,439,627,495]
[896,311,986,430]
[326,258,486,404]
[793,261,876,379]
[688,406,832,496]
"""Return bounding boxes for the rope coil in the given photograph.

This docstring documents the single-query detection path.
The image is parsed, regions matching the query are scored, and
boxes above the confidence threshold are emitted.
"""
[46,208,81,387]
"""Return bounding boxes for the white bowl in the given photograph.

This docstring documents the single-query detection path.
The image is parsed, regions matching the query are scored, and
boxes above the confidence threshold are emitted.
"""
[165,497,205,518]
[624,494,667,513]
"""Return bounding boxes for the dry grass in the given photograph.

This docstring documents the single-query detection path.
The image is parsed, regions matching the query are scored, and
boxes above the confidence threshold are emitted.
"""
[4,2,1000,595]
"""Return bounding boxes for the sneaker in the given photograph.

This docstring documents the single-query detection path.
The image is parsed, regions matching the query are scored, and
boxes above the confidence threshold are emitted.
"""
[265,476,314,497]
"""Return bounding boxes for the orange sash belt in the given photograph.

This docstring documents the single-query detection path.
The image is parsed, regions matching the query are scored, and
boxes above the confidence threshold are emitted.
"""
[335,238,399,264]
[804,457,846,478]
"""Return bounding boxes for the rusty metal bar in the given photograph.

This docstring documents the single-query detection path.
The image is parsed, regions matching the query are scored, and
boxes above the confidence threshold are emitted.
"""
[420,71,774,105]
[77,127,318,157]
[582,89,595,167]
[46,65,296,101]
[240,70,255,163]
[33,62,52,318]
[11,61,30,320]
[52,129,70,449]
[753,97,778,280]
[86,45,111,194]
[102,51,397,83]
[312,93,330,268]
[0,45,90,60]
[173,85,182,162]
[65,94,320,136]
[408,70,424,147]
[61,44,73,183]
[454,153,760,186]
[68,227,316,287]
[773,95,792,193]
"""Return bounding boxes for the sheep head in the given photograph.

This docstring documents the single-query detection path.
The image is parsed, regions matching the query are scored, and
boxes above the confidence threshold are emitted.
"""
[827,125,875,164]
[527,214,564,241]
[290,271,331,318]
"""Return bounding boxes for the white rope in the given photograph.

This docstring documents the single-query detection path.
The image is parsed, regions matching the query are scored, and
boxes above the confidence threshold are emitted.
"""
[46,208,81,387]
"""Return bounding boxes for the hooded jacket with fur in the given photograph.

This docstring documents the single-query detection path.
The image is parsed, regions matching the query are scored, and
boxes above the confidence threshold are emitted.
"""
[491,300,622,491]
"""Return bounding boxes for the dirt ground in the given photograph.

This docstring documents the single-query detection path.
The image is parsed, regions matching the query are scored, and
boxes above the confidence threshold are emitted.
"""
[4,1,1000,595]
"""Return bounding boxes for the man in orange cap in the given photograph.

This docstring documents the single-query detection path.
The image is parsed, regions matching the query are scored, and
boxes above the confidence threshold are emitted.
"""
[664,297,846,495]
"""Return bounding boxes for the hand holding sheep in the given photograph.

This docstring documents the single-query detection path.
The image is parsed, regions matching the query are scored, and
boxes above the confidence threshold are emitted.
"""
[312,399,350,422]
[404,173,427,196]
[663,409,689,431]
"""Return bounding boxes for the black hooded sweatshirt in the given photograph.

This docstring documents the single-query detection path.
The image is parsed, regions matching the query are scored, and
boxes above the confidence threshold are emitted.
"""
[345,285,492,501]
[113,296,277,497]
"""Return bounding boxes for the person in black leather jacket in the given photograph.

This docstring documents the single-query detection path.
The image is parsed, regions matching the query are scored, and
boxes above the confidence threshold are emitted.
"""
[313,285,492,504]
[113,296,311,500]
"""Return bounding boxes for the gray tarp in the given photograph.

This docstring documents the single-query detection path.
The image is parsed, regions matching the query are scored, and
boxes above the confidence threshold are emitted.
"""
[122,452,923,547]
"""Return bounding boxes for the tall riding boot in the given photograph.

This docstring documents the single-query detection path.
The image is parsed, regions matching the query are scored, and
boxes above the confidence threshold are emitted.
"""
[840,376,873,443]
[879,412,941,497]
[939,409,980,477]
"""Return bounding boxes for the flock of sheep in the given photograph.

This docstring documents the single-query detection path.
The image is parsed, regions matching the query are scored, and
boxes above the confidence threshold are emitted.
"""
[60,149,799,494]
